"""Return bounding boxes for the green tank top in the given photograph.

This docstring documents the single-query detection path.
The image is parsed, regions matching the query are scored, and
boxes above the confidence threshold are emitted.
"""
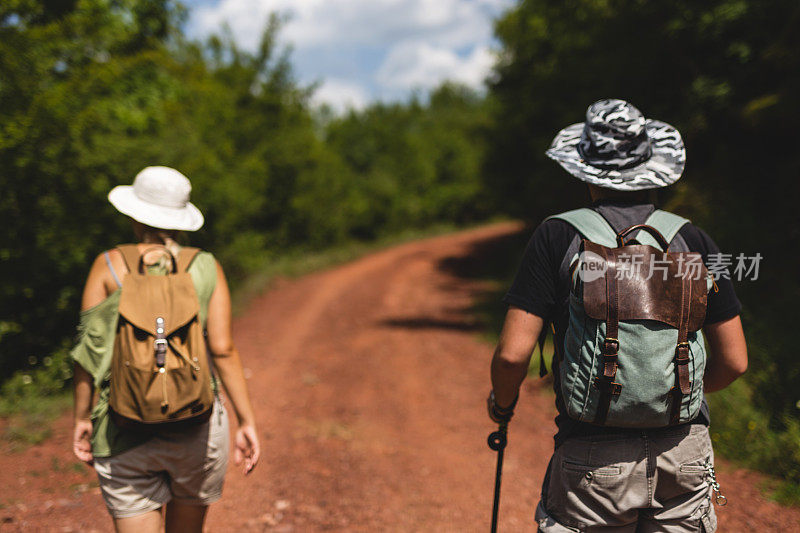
[70,249,218,458]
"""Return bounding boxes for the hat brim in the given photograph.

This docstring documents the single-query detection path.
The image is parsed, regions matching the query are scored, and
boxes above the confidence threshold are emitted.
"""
[545,120,686,191]
[108,186,204,231]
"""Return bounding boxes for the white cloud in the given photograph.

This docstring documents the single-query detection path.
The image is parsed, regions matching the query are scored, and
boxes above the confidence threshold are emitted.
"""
[376,42,494,91]
[310,78,369,113]
[188,0,512,106]
[191,0,506,48]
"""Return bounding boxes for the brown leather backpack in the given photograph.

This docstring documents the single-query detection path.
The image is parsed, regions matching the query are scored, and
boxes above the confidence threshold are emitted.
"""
[108,244,214,431]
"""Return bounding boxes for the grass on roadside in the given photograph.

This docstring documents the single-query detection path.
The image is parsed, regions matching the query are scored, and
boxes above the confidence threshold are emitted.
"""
[1,392,71,450]
[706,379,800,506]
[0,344,74,450]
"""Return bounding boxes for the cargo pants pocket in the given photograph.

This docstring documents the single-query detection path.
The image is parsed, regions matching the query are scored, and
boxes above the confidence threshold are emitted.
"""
[542,439,635,532]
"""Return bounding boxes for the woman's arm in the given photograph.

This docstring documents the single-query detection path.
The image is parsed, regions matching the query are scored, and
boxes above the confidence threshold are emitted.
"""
[73,363,94,464]
[72,253,112,465]
[206,262,260,475]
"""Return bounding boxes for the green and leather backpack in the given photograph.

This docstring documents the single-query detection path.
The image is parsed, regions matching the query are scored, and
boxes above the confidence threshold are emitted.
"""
[548,208,713,427]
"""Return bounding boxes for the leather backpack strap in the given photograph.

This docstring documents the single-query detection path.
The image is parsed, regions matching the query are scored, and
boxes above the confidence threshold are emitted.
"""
[593,248,622,425]
[116,244,143,276]
[176,247,201,272]
[669,276,694,424]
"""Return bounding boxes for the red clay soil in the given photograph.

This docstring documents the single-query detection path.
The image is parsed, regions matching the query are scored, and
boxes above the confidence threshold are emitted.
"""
[1,223,798,532]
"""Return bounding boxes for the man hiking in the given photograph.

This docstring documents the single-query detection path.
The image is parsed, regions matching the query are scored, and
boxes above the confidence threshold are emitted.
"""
[487,99,748,532]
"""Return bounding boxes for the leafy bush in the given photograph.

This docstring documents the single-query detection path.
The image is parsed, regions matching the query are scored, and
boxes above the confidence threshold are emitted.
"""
[708,380,800,505]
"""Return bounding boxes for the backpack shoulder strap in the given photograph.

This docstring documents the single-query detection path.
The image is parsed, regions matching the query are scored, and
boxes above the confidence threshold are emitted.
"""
[642,210,690,250]
[547,208,617,247]
[116,244,142,275]
[176,247,201,272]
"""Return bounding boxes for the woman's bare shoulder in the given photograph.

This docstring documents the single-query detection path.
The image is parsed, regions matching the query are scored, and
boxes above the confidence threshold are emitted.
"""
[82,248,128,310]
[88,248,125,273]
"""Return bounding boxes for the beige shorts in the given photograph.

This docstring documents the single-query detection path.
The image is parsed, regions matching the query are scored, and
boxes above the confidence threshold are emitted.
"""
[94,399,230,519]
[536,424,717,532]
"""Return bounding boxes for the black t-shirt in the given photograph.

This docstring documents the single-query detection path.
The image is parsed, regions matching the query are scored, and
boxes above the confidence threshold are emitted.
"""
[503,200,742,447]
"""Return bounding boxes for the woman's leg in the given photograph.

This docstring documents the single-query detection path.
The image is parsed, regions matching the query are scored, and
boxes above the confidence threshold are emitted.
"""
[165,502,209,533]
[114,509,162,533]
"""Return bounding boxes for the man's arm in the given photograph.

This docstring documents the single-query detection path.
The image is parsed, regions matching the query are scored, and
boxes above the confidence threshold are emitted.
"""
[490,306,545,409]
[702,315,748,392]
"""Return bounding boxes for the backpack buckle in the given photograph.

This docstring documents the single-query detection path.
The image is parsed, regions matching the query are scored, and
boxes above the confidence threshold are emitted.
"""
[602,337,619,355]
[593,376,622,396]
[675,342,690,361]
[154,339,168,368]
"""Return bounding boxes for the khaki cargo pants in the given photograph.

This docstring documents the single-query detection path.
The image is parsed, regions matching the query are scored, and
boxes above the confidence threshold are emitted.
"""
[536,424,717,532]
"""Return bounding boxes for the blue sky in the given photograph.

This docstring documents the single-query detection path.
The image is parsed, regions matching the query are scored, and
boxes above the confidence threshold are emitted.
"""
[186,0,513,112]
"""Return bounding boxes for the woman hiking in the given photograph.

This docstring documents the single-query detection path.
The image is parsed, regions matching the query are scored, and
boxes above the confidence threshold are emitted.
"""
[70,166,260,532]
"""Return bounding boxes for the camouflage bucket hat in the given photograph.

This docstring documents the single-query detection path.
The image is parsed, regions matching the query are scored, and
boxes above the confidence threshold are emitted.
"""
[546,99,686,191]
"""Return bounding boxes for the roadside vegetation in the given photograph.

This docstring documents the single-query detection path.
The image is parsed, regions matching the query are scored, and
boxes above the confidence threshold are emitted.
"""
[2,0,798,505]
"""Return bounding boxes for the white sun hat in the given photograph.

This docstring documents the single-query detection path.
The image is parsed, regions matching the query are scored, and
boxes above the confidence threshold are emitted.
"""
[108,166,204,231]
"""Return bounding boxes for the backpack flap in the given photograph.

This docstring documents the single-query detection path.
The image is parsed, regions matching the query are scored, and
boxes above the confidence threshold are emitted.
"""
[581,241,708,332]
[117,274,200,337]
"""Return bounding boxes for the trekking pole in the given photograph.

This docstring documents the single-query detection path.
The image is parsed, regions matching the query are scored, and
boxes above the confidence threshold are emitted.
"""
[487,422,508,533]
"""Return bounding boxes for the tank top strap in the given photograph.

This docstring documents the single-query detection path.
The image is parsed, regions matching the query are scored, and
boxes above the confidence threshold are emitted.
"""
[103,251,123,288]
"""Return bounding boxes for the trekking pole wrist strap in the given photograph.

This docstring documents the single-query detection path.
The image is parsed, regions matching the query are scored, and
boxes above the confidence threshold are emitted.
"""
[488,390,518,423]
[489,390,518,412]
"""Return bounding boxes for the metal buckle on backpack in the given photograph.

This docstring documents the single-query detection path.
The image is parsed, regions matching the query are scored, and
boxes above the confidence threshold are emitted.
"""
[154,338,168,368]
[602,337,619,355]
[592,376,622,395]
[675,342,690,361]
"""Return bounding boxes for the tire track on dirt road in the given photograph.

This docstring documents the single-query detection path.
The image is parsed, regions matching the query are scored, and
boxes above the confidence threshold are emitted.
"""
[1,222,798,531]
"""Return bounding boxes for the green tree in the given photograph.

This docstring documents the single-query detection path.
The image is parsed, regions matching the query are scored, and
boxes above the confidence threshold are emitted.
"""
[0,2,495,389]
[325,84,493,240]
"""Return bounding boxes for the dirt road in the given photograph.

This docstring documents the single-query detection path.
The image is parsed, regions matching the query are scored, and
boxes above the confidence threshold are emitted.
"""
[2,223,798,531]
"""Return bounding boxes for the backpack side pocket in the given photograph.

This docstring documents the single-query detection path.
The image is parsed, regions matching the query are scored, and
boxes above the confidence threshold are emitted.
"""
[562,294,602,422]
